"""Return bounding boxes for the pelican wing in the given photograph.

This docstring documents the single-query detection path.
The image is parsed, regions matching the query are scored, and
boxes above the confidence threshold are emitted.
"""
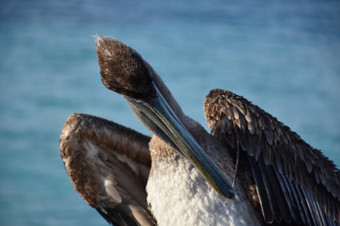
[204,89,340,225]
[60,113,156,226]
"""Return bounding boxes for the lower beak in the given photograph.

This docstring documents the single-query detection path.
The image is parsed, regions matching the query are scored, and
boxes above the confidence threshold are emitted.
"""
[127,85,235,199]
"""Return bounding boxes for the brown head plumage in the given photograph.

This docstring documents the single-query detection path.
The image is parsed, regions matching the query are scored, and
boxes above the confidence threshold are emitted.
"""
[96,36,156,101]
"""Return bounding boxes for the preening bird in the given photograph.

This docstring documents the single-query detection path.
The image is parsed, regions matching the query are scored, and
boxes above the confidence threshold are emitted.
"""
[60,36,340,226]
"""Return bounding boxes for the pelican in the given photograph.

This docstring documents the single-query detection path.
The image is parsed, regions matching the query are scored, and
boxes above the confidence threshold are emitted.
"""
[60,36,340,226]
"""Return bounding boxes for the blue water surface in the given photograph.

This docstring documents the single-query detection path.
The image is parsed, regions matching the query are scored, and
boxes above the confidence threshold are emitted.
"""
[1,0,339,225]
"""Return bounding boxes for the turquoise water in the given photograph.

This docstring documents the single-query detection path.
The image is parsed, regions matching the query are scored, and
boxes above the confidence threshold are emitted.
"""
[1,0,339,225]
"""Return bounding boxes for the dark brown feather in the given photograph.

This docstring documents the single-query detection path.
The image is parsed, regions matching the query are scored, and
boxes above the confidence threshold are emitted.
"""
[204,89,340,225]
[60,113,156,226]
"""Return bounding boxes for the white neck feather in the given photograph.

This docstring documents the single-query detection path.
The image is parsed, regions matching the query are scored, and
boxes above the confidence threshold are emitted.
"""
[146,148,261,226]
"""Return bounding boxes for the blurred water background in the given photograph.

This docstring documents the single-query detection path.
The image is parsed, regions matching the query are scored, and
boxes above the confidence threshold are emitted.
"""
[1,0,339,225]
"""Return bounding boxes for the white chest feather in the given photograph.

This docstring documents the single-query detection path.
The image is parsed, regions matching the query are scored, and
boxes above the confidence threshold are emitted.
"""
[146,153,261,226]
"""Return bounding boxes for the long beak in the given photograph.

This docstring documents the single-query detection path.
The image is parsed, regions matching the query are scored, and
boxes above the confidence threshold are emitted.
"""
[127,84,235,199]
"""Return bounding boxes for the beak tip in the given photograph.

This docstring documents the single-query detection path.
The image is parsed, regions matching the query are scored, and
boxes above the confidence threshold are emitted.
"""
[221,186,235,200]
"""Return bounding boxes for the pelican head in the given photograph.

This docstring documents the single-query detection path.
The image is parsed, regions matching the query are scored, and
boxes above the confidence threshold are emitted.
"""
[96,36,156,102]
[95,36,234,199]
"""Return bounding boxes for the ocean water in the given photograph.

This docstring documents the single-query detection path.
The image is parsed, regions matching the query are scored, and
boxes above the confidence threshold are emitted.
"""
[1,0,339,225]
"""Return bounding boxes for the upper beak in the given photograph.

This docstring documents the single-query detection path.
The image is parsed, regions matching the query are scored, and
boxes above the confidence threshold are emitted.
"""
[126,83,235,199]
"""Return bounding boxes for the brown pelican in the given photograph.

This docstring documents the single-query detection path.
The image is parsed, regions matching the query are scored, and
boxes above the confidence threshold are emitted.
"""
[60,36,340,225]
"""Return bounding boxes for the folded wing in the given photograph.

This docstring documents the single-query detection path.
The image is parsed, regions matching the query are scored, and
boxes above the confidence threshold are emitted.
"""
[60,113,156,226]
[204,89,340,225]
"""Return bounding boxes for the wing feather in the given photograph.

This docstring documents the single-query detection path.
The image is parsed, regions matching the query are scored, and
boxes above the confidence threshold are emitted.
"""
[248,155,273,223]
[204,89,340,225]
[59,113,156,226]
[273,165,298,223]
